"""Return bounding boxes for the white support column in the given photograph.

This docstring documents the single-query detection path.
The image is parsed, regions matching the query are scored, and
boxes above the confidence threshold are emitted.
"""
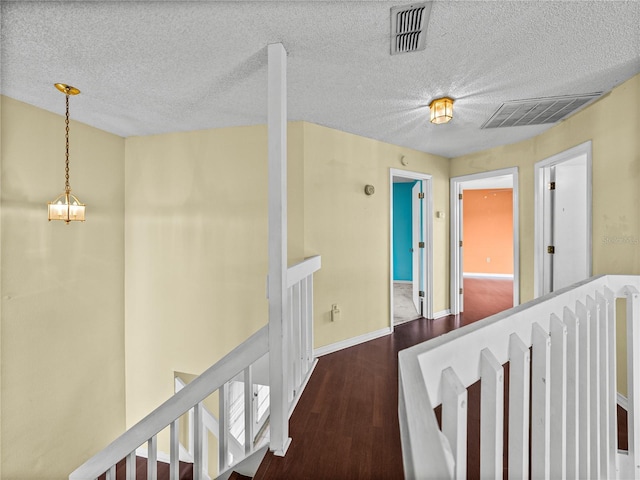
[508,333,530,480]
[531,322,551,479]
[480,348,503,480]
[624,285,640,476]
[441,367,467,480]
[267,41,291,457]
[550,314,567,479]
[563,306,580,480]
[147,436,158,480]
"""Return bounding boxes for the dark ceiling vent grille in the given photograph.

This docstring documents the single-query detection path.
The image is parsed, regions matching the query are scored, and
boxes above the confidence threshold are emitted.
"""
[481,93,603,129]
[391,3,432,55]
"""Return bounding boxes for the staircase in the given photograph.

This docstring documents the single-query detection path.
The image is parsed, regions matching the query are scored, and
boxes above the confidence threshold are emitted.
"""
[70,256,321,480]
[399,274,640,479]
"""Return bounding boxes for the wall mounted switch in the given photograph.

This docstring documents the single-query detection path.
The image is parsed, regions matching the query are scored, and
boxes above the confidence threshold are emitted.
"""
[331,304,341,322]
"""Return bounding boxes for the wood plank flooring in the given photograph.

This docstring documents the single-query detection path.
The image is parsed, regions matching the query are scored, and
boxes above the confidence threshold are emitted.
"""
[254,278,514,479]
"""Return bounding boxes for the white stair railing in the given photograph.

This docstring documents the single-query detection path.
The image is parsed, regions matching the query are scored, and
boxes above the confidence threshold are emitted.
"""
[69,255,320,480]
[399,274,640,479]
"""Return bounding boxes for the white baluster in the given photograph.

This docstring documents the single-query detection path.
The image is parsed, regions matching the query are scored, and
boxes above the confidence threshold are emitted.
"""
[508,333,530,480]
[219,383,230,472]
[244,366,254,455]
[292,282,302,397]
[480,348,503,480]
[596,290,611,478]
[587,295,601,476]
[106,465,116,480]
[441,367,467,480]
[531,322,551,479]
[287,286,294,404]
[299,277,309,375]
[306,274,314,367]
[562,306,580,480]
[604,286,617,476]
[147,435,157,480]
[193,402,204,480]
[624,286,640,476]
[170,419,179,480]
[550,314,567,479]
[576,300,591,479]
[126,450,136,480]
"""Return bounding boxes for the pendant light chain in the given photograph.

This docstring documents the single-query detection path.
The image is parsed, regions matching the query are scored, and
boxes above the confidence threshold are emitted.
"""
[65,92,71,193]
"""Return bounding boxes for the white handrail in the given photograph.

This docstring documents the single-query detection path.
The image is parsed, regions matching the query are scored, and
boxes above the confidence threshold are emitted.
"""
[287,255,321,287]
[70,326,269,480]
[399,274,640,479]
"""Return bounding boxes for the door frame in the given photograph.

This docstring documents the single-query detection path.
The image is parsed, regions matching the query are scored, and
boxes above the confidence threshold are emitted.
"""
[389,169,433,327]
[450,167,520,315]
[534,141,592,298]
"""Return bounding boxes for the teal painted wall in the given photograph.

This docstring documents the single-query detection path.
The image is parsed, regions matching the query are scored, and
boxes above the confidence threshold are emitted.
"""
[393,182,416,281]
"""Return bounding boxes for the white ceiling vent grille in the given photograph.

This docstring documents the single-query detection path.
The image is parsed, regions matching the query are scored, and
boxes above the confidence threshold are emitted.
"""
[391,2,432,55]
[481,93,603,129]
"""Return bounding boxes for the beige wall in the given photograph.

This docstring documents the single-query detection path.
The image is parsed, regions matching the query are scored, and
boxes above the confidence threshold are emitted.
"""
[451,73,640,302]
[1,96,126,479]
[302,123,450,348]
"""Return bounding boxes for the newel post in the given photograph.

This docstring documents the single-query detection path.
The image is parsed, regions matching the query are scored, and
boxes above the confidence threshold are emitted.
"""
[267,42,291,456]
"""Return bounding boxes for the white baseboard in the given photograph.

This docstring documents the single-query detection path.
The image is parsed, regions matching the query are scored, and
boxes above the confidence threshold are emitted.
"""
[618,392,629,411]
[433,309,451,319]
[289,359,318,417]
[314,327,393,357]
[463,273,514,279]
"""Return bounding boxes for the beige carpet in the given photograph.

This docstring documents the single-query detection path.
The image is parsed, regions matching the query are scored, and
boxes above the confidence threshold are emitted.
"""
[393,282,421,325]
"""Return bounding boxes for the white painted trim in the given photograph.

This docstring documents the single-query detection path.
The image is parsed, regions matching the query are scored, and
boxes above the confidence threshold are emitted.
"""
[287,256,321,287]
[314,327,393,357]
[618,392,629,411]
[390,168,434,327]
[433,309,451,319]
[463,273,514,279]
[394,280,413,284]
[450,168,520,315]
[533,141,592,298]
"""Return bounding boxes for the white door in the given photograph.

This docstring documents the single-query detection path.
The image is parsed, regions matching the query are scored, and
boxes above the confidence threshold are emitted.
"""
[549,154,590,291]
[536,144,591,296]
[411,181,421,313]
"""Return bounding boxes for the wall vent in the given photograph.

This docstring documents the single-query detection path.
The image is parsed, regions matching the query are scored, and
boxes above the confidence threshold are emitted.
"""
[391,2,432,55]
[481,93,602,129]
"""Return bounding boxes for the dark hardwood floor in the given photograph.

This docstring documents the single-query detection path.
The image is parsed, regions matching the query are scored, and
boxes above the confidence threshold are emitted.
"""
[254,278,514,479]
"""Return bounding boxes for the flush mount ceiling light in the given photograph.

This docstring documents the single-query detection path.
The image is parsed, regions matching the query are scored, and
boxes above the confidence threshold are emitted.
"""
[429,96,454,124]
[48,83,86,223]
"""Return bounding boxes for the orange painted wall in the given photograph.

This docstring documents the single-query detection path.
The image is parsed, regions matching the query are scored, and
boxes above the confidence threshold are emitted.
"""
[463,189,513,275]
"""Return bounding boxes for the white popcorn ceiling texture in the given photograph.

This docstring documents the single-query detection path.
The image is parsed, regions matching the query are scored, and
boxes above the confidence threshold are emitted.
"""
[1,1,639,158]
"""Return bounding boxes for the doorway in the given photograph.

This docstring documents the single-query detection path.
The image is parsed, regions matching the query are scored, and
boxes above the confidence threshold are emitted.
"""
[450,168,520,315]
[534,141,592,297]
[389,169,433,327]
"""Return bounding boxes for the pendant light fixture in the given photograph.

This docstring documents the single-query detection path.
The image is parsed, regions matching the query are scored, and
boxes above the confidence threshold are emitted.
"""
[429,96,454,124]
[48,83,86,223]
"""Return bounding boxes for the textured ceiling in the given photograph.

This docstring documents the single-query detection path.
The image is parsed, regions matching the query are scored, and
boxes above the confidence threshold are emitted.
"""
[1,1,639,158]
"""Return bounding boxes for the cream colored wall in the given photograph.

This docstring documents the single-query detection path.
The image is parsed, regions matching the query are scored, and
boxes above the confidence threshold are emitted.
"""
[123,123,305,431]
[1,96,126,479]
[450,73,640,394]
[302,123,450,348]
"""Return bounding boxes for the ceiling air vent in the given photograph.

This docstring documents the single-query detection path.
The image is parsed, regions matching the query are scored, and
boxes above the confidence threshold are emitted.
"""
[481,93,602,129]
[391,2,432,55]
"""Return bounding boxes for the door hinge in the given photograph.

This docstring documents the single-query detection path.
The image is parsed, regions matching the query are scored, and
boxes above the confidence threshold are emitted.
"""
[549,181,556,190]
[547,245,555,254]
[459,240,463,247]
[418,241,425,248]
[459,287,463,294]
[419,291,425,297]
[458,193,463,200]
[418,192,425,199]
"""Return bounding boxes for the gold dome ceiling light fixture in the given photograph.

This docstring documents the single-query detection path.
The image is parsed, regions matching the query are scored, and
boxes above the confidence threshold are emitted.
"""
[429,96,454,124]
[48,83,86,223]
